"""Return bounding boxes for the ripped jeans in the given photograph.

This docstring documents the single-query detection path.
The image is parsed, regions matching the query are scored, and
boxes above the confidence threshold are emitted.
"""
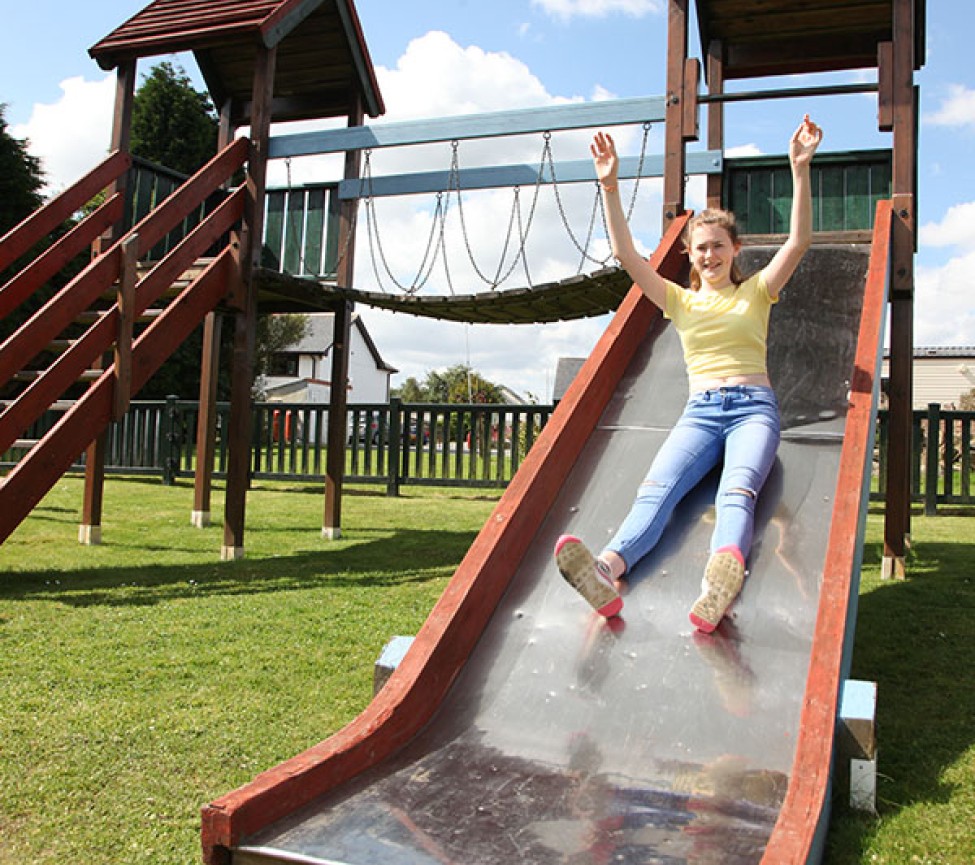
[605,385,780,571]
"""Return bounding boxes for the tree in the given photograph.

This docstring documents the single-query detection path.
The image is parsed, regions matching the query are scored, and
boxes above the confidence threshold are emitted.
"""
[130,62,218,175]
[392,364,504,404]
[253,315,312,398]
[0,104,44,237]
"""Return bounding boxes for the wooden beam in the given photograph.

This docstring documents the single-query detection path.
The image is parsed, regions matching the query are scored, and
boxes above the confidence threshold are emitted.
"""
[323,94,365,540]
[194,100,236,529]
[883,0,917,570]
[706,39,725,210]
[336,151,723,200]
[223,44,277,560]
[663,0,689,229]
[269,96,669,159]
[682,57,700,142]
[82,59,136,546]
[113,234,139,421]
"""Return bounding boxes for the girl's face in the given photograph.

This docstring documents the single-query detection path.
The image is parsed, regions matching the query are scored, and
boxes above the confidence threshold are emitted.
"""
[688,223,741,289]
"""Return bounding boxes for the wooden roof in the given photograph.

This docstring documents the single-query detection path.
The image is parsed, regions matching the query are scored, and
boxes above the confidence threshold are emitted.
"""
[89,0,384,125]
[695,0,926,80]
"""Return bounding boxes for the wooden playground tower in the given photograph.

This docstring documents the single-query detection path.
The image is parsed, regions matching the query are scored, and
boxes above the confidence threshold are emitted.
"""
[0,0,922,587]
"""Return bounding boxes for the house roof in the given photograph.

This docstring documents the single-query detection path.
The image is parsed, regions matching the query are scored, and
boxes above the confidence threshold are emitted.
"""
[279,312,397,374]
[694,0,926,80]
[89,0,384,125]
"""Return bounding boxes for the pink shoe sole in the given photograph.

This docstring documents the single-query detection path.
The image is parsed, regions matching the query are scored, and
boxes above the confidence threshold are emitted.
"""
[555,535,622,618]
[689,546,745,633]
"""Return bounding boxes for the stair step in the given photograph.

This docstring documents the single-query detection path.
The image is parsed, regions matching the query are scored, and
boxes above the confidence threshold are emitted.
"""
[75,308,165,324]
[14,369,102,383]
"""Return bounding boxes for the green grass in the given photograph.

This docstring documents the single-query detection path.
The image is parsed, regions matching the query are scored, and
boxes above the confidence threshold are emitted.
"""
[0,478,973,863]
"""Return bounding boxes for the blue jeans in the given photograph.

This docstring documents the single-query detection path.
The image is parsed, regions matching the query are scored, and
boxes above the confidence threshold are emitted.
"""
[606,385,780,571]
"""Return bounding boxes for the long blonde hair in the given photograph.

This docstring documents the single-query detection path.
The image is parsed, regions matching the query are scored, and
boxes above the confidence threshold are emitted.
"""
[683,208,745,291]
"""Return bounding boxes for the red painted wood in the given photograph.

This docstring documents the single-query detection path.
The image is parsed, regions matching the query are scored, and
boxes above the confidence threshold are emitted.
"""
[0,188,245,455]
[0,150,129,273]
[200,215,691,862]
[0,193,124,321]
[760,201,892,862]
[0,250,234,547]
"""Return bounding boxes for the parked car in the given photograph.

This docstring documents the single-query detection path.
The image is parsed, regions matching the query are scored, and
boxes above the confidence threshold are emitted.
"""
[348,412,381,445]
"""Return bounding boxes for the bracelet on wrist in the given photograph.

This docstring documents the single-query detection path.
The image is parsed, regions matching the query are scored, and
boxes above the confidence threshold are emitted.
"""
[600,183,619,193]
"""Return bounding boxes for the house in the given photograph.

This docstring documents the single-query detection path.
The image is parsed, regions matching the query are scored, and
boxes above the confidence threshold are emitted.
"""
[882,346,975,409]
[262,312,397,405]
[552,357,586,403]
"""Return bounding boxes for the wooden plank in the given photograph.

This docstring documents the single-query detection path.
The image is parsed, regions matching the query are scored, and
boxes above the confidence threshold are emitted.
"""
[263,190,286,269]
[337,151,723,199]
[846,165,872,231]
[303,187,326,276]
[269,96,669,158]
[113,235,139,420]
[0,193,123,320]
[769,165,791,234]
[0,150,130,272]
[819,165,846,232]
[283,189,305,273]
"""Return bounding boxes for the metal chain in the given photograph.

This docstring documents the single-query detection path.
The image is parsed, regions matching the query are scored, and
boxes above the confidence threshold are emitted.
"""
[349,123,653,296]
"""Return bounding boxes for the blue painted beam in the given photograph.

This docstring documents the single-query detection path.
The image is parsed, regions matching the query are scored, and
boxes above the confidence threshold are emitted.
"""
[337,151,723,199]
[269,96,668,159]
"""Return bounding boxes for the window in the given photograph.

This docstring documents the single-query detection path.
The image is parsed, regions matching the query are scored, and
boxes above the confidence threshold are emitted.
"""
[268,353,299,377]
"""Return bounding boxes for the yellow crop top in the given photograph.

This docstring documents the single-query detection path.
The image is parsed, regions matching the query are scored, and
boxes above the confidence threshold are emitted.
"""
[663,271,776,388]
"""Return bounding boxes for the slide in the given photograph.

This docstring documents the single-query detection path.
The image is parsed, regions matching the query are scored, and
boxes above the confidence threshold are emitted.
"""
[202,206,891,865]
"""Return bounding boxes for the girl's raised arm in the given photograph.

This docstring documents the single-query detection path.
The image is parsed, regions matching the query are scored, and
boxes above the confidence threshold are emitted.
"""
[592,131,671,310]
[762,115,823,299]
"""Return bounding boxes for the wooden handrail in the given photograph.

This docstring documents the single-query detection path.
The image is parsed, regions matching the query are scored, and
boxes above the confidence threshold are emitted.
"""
[0,150,130,272]
[0,193,125,321]
[0,187,245,455]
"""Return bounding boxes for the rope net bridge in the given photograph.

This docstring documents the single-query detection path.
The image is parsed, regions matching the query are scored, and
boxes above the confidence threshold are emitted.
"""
[264,98,723,323]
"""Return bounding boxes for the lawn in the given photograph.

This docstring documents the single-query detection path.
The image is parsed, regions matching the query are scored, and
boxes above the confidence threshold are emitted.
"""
[0,477,972,864]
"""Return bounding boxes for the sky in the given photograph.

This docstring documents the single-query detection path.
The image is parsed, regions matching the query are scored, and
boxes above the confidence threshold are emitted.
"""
[4,0,975,402]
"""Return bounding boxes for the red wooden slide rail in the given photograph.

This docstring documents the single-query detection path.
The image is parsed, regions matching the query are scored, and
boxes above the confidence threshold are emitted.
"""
[0,137,249,546]
[760,200,892,863]
[199,214,691,864]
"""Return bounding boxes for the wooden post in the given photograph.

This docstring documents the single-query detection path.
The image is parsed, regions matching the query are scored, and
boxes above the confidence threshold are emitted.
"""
[193,99,234,529]
[882,0,917,580]
[222,47,276,560]
[113,234,139,420]
[706,39,725,210]
[662,0,689,232]
[323,94,365,540]
[80,59,136,546]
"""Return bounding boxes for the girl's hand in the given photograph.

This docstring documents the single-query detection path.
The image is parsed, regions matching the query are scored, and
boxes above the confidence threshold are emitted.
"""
[790,114,823,169]
[590,131,620,187]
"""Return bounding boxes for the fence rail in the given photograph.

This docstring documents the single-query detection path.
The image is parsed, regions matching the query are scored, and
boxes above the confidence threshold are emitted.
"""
[2,398,553,493]
[5,401,975,510]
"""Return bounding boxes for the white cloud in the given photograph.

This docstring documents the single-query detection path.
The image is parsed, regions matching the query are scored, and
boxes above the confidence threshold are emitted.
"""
[926,84,975,129]
[919,201,975,248]
[12,75,116,194]
[333,31,662,398]
[532,0,663,21]
[915,251,975,347]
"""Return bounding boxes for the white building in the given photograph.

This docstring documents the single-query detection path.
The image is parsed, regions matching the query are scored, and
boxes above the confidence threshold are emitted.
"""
[262,312,397,405]
[881,346,975,409]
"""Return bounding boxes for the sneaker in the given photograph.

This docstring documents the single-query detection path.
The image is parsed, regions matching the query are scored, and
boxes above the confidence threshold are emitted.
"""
[689,546,745,633]
[554,535,623,617]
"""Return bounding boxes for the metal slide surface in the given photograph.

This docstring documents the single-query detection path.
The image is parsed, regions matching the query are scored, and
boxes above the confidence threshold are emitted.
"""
[234,244,875,865]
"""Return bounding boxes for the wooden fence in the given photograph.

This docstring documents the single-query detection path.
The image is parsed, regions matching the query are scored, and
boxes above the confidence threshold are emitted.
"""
[2,398,553,494]
[4,400,974,511]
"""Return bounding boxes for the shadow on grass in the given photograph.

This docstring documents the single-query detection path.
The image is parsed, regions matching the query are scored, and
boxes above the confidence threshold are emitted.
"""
[0,527,481,608]
[826,534,975,862]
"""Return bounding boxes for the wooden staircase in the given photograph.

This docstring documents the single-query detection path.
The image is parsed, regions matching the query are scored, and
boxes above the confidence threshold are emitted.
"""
[0,138,250,546]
